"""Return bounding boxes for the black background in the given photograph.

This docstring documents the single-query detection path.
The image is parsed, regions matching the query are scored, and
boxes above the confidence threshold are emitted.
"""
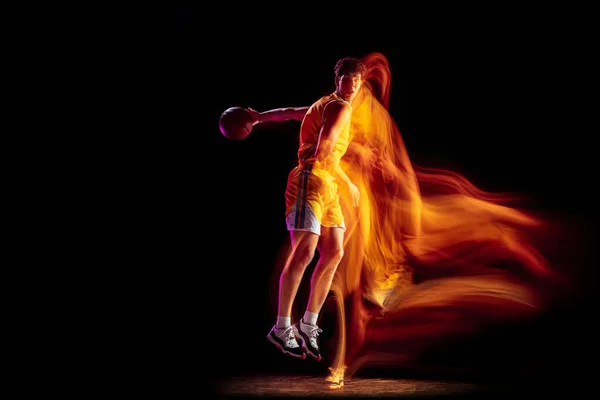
[163,6,596,395]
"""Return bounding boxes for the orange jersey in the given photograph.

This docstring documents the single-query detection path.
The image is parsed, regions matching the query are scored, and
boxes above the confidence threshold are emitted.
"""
[283,92,352,234]
[297,92,352,176]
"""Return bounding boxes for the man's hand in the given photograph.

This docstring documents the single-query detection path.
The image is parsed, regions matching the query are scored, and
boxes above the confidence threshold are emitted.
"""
[247,107,260,126]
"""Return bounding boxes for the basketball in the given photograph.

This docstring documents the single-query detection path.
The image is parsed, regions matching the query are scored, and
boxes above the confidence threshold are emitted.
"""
[219,107,253,140]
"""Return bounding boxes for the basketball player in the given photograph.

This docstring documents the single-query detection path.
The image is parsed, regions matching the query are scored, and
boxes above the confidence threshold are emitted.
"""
[247,57,366,361]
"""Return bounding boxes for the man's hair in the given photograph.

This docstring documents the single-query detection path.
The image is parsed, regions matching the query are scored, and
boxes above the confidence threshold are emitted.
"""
[334,57,367,79]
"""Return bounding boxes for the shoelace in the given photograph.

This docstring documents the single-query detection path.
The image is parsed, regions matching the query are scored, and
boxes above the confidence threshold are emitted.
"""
[283,326,295,340]
[281,326,299,347]
[302,323,323,349]
[306,325,323,339]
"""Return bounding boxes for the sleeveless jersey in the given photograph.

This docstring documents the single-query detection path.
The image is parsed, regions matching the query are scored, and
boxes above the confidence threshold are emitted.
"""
[297,92,352,175]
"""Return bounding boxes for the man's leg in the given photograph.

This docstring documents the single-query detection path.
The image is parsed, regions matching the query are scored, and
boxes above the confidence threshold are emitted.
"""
[308,226,345,314]
[278,230,319,318]
[267,230,319,359]
[296,226,344,361]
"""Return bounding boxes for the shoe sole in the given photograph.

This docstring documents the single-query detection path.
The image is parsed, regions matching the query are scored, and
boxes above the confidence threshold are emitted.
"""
[296,336,321,361]
[267,333,306,359]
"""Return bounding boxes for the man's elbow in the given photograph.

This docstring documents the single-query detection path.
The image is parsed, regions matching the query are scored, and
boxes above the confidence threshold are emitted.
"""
[292,107,308,121]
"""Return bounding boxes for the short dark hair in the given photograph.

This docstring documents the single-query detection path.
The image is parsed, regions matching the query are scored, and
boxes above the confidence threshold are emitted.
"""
[334,57,367,79]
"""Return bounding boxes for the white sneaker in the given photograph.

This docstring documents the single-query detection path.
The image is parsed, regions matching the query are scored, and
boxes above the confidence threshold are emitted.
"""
[294,320,323,361]
[267,325,306,359]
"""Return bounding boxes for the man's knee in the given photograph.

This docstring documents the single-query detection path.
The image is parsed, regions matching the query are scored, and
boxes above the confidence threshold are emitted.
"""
[322,247,344,264]
[291,242,317,267]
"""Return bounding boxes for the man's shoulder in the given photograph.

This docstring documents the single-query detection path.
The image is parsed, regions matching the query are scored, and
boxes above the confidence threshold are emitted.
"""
[315,96,327,104]
[312,92,344,107]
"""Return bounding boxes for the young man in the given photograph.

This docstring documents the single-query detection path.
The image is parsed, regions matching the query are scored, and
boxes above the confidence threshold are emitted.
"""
[248,57,367,360]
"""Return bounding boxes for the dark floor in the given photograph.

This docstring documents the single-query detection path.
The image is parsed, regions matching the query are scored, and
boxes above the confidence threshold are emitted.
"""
[214,373,486,397]
[210,372,577,399]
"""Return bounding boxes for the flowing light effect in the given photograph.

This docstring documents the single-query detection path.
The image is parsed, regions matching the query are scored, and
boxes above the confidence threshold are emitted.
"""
[269,52,568,386]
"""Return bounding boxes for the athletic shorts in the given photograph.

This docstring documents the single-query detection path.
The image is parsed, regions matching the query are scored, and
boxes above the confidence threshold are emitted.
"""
[284,164,345,236]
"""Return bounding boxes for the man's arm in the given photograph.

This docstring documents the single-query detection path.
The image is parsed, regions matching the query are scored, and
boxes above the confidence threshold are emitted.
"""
[314,102,350,165]
[248,106,309,126]
[316,101,361,207]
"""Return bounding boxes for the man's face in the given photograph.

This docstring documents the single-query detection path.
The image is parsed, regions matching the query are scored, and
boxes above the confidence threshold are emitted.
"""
[336,73,362,102]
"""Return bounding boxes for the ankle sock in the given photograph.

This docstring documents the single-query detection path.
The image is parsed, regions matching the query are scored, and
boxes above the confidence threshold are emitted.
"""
[276,315,291,329]
[303,311,318,326]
